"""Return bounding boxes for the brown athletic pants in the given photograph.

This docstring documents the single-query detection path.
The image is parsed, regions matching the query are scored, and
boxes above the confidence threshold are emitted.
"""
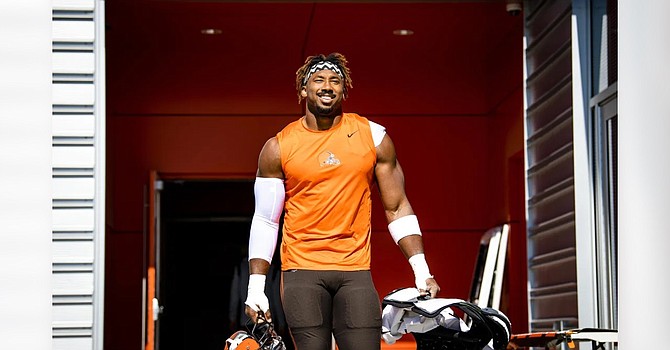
[281,270,382,350]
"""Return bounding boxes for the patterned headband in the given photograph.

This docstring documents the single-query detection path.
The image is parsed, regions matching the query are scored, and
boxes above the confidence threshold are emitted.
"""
[303,61,344,85]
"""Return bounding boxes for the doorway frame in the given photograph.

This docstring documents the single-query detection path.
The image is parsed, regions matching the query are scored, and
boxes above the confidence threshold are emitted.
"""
[143,172,256,350]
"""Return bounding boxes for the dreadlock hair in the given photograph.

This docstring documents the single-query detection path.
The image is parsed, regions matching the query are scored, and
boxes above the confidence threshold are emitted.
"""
[295,52,353,103]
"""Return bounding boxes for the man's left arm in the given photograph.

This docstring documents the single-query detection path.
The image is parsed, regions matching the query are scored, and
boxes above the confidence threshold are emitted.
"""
[374,134,440,298]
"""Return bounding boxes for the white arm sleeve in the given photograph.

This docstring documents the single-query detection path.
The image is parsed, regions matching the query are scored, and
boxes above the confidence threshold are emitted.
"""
[248,177,285,263]
[368,120,386,147]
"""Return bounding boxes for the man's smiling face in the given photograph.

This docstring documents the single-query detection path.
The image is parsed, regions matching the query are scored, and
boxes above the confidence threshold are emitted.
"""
[301,69,344,117]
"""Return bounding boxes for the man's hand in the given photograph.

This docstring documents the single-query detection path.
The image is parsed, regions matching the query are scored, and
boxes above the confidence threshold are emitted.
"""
[409,253,439,298]
[419,277,440,299]
[245,303,272,323]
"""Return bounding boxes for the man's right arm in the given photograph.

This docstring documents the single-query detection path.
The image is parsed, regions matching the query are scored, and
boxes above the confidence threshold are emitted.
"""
[250,137,283,274]
[245,137,285,322]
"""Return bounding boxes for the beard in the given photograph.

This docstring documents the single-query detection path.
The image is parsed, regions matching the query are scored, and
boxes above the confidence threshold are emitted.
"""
[307,101,341,118]
[316,105,334,115]
[307,96,342,117]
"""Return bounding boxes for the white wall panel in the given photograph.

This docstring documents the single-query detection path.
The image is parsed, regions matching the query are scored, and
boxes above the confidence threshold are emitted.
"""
[53,83,95,105]
[53,52,95,74]
[0,2,52,349]
[53,337,93,350]
[53,304,93,327]
[53,241,94,264]
[53,272,94,296]
[53,21,95,42]
[53,115,95,137]
[53,0,94,11]
[53,146,95,168]
[53,177,95,200]
[51,1,105,349]
[620,1,670,347]
[53,208,95,232]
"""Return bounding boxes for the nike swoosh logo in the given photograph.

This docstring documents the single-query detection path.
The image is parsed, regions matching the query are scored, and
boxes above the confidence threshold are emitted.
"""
[347,130,358,138]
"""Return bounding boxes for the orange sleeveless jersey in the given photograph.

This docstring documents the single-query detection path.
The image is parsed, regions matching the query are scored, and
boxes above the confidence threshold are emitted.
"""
[276,113,377,271]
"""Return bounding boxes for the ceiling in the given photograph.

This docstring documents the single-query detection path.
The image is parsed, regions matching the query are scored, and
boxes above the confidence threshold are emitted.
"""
[105,1,522,117]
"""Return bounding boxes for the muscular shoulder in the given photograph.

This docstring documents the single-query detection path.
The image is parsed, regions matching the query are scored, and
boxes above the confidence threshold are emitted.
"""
[257,137,283,178]
[375,132,396,165]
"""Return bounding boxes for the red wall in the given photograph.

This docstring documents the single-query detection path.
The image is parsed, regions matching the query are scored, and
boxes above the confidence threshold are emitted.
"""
[104,21,525,350]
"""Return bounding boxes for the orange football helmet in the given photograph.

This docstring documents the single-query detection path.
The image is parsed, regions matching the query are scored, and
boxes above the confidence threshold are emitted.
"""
[225,312,286,350]
[224,330,260,350]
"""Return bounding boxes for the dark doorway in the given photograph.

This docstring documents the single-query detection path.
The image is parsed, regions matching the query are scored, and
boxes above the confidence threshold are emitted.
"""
[157,180,254,350]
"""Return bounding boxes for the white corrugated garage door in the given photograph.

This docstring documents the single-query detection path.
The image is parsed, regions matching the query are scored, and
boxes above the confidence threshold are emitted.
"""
[52,0,105,349]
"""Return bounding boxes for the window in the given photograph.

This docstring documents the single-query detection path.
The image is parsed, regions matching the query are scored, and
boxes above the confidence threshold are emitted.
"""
[592,86,617,332]
[590,0,617,337]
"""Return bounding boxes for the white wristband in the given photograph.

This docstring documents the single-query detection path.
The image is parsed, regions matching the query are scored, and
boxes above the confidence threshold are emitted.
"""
[248,274,266,292]
[388,215,422,244]
[245,274,269,313]
[408,254,433,290]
